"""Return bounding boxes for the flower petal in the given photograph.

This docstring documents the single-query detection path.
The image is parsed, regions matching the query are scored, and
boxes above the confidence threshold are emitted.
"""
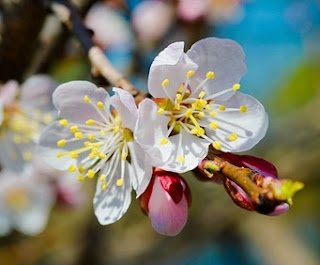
[20,75,57,113]
[206,92,268,152]
[187,37,247,100]
[148,176,188,236]
[111,88,138,131]
[135,98,173,166]
[148,42,198,98]
[53,81,110,124]
[127,141,152,197]
[38,122,81,170]
[161,130,210,173]
[93,163,132,225]
[0,80,19,105]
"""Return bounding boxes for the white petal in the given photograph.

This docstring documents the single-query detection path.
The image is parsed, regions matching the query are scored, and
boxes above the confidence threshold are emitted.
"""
[111,88,138,131]
[0,213,11,236]
[53,81,111,123]
[206,92,268,152]
[148,42,198,98]
[93,162,132,225]
[127,141,152,197]
[38,122,79,170]
[135,99,172,166]
[20,75,57,113]
[161,130,210,173]
[187,37,247,100]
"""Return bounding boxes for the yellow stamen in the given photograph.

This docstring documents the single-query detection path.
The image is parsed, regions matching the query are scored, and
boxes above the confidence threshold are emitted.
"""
[102,182,108,191]
[219,105,226,111]
[68,165,77,172]
[187,70,195,77]
[206,71,215,79]
[86,119,95,125]
[78,165,85,173]
[160,138,169,145]
[70,151,78,159]
[232,83,241,91]
[98,152,106,159]
[210,122,218,130]
[210,111,217,117]
[198,111,205,118]
[228,133,238,141]
[77,175,85,182]
[84,95,91,104]
[162,79,169,87]
[99,174,106,183]
[113,126,119,133]
[87,169,95,179]
[185,109,193,118]
[116,179,124,187]
[97,101,104,109]
[239,105,247,113]
[157,108,164,115]
[70,125,78,133]
[177,156,185,163]
[84,141,91,147]
[88,134,95,141]
[100,130,105,135]
[59,119,68,127]
[74,132,83,139]
[57,139,66,147]
[213,141,221,150]
[199,91,205,98]
[122,152,128,160]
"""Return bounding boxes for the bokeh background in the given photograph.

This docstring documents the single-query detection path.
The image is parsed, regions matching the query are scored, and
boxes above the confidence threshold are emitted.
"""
[1,0,320,264]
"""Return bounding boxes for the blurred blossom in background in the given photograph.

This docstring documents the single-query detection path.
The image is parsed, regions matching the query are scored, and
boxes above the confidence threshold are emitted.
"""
[0,0,320,265]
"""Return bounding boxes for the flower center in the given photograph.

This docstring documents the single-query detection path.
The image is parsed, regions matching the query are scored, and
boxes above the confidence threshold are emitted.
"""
[5,188,30,211]
[156,70,248,162]
[55,95,133,191]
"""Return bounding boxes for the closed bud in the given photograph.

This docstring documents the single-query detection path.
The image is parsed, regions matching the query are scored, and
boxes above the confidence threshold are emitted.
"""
[139,169,191,236]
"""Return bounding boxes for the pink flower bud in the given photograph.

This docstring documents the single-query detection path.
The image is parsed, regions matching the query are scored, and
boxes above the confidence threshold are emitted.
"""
[139,169,191,236]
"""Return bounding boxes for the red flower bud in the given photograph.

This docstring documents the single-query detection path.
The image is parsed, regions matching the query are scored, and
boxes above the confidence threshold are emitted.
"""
[139,169,191,236]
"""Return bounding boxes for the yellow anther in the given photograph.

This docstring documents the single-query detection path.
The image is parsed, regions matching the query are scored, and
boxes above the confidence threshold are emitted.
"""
[205,105,211,111]
[59,119,68,127]
[175,103,181,111]
[102,182,108,191]
[99,174,106,183]
[199,91,205,99]
[191,128,198,135]
[68,165,77,172]
[87,169,95,179]
[97,101,104,109]
[100,129,106,135]
[57,139,66,147]
[185,109,193,118]
[78,165,85,173]
[228,133,238,142]
[122,152,128,160]
[84,141,91,147]
[91,148,98,155]
[116,179,124,187]
[88,134,95,141]
[56,153,64,158]
[70,151,78,159]
[74,132,83,139]
[162,79,169,87]
[219,105,226,111]
[70,125,78,133]
[160,138,169,145]
[210,122,218,130]
[157,108,164,115]
[86,119,95,125]
[77,175,85,182]
[212,141,221,150]
[84,95,91,104]
[239,105,247,113]
[177,155,185,163]
[187,70,195,78]
[93,143,101,148]
[89,152,96,159]
[176,94,183,102]
[206,71,215,79]
[210,111,217,117]
[98,152,106,159]
[178,85,184,93]
[232,83,241,91]
[197,127,205,136]
[198,111,205,118]
[23,152,32,161]
[113,126,119,133]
